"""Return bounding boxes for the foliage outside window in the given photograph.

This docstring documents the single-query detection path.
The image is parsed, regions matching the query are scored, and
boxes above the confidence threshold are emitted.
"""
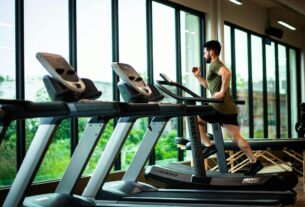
[0,0,16,187]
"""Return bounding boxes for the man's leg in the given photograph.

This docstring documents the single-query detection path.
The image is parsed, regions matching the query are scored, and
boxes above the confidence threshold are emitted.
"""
[223,124,263,175]
[198,116,212,146]
[198,117,218,159]
[223,124,256,163]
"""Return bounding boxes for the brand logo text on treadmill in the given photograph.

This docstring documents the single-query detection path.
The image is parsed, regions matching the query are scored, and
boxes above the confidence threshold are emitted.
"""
[159,170,178,177]
[242,177,260,184]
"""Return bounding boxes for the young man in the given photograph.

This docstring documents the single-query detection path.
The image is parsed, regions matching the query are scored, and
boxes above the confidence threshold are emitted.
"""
[192,40,263,175]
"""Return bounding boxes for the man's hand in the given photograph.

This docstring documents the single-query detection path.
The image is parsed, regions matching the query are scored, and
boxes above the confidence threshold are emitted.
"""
[212,91,224,99]
[192,67,201,76]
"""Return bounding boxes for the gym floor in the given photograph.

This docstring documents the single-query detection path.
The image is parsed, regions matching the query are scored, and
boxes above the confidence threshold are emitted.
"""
[290,177,305,207]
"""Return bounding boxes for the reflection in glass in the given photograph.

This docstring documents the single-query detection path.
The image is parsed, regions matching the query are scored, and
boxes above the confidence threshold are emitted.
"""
[251,35,264,138]
[24,0,70,183]
[265,42,276,138]
[0,0,16,187]
[153,2,178,165]
[278,44,288,137]
[234,29,249,137]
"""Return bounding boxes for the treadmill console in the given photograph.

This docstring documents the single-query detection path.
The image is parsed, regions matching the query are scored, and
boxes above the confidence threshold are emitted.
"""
[37,52,101,102]
[36,52,86,93]
[112,63,152,96]
[112,63,165,103]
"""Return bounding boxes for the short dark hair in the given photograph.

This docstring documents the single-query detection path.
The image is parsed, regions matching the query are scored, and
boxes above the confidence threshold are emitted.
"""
[204,40,221,56]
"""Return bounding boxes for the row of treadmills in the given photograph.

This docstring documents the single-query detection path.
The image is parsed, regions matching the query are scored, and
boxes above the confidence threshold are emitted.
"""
[0,52,299,207]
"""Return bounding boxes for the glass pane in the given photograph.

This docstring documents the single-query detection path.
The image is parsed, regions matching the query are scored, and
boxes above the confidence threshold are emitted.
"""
[153,2,176,82]
[265,42,276,138]
[278,44,288,137]
[24,0,70,182]
[77,0,112,101]
[181,11,200,95]
[76,0,113,175]
[234,29,249,137]
[224,25,232,70]
[251,35,264,138]
[180,11,201,159]
[0,0,16,187]
[152,2,177,165]
[119,0,147,81]
[118,0,147,170]
[289,49,298,137]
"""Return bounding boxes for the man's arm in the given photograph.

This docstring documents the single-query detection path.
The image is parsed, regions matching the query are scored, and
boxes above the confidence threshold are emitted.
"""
[192,67,208,89]
[212,66,231,99]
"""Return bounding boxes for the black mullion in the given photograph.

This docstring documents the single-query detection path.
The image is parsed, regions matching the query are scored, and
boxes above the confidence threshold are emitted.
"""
[112,0,119,101]
[69,0,78,156]
[275,43,280,138]
[286,47,291,138]
[262,40,268,138]
[147,0,156,165]
[112,0,121,170]
[247,33,254,138]
[147,0,154,84]
[15,0,25,169]
[230,26,237,99]
[200,16,206,97]
[175,9,184,162]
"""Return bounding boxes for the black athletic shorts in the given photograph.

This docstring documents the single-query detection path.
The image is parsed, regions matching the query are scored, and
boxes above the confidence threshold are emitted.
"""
[199,111,239,126]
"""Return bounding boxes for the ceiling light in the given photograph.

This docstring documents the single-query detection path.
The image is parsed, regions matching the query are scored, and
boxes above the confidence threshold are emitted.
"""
[229,0,242,5]
[277,21,296,31]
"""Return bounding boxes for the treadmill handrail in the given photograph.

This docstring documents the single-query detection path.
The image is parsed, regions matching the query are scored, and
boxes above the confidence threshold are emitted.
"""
[0,99,69,122]
[155,80,223,103]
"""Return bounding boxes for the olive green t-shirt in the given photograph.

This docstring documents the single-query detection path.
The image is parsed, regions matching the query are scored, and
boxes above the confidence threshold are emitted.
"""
[207,59,238,115]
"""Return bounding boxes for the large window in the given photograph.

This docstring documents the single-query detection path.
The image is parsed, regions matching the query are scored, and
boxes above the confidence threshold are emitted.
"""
[0,0,16,187]
[76,0,113,175]
[24,0,70,183]
[77,0,112,101]
[118,0,148,170]
[289,49,298,137]
[0,0,206,187]
[265,42,277,138]
[152,2,178,164]
[278,44,288,137]
[180,11,201,159]
[234,29,249,137]
[225,23,300,139]
[251,35,264,138]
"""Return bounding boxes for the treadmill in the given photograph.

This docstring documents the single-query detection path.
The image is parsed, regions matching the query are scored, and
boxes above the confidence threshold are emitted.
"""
[2,53,172,207]
[145,73,298,190]
[9,53,215,207]
[80,63,297,206]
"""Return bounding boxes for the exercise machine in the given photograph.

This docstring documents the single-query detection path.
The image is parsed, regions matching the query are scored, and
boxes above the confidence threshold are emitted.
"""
[2,53,167,207]
[85,63,297,206]
[145,73,298,192]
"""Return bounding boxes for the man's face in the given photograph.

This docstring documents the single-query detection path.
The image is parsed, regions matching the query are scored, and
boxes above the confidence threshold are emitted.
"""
[204,48,212,63]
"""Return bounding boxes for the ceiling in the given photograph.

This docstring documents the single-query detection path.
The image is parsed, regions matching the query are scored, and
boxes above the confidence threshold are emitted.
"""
[250,0,305,28]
